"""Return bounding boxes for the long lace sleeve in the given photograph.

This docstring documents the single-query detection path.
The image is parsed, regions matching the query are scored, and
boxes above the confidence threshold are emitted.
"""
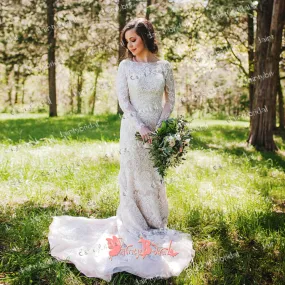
[116,60,146,132]
[156,61,176,129]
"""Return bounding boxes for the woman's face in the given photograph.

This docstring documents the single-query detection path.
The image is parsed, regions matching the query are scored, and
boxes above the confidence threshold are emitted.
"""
[125,28,145,56]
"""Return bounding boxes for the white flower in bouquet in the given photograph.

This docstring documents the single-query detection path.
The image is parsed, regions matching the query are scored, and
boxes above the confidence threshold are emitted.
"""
[174,134,181,141]
[184,138,191,146]
[164,136,170,142]
[164,135,172,143]
[168,137,176,147]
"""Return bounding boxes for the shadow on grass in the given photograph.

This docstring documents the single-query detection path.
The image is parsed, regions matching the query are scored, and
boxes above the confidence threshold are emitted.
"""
[273,127,285,142]
[189,124,249,153]
[192,125,248,142]
[190,124,285,172]
[0,201,175,285]
[0,114,122,144]
[213,145,285,173]
[184,207,285,285]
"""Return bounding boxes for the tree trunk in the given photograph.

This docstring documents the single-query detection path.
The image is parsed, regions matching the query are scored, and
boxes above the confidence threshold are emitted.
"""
[14,65,20,104]
[117,0,128,116]
[90,70,99,115]
[21,77,27,104]
[69,86,74,114]
[69,70,74,113]
[247,0,284,151]
[47,0,57,117]
[77,72,83,114]
[272,82,277,129]
[278,69,285,129]
[146,0,151,19]
[5,66,13,106]
[248,10,254,124]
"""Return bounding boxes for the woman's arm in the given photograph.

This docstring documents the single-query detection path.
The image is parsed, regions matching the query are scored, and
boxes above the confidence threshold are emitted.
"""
[155,61,176,129]
[116,60,146,132]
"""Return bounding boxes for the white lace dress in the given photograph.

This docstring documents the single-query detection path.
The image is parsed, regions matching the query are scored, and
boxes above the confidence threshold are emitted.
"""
[48,58,195,282]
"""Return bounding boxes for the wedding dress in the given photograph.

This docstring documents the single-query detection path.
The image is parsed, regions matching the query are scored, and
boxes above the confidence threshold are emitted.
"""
[48,57,195,282]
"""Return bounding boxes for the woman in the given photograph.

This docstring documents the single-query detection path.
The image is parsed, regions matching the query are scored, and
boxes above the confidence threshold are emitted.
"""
[48,18,195,282]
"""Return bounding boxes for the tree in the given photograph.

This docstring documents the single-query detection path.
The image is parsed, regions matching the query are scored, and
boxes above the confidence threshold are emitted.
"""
[47,0,57,116]
[247,5,254,116]
[277,28,285,129]
[278,68,284,129]
[117,0,130,116]
[0,0,48,111]
[247,0,285,151]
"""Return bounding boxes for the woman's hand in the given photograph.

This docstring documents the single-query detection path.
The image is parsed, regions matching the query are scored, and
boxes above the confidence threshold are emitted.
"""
[139,126,153,144]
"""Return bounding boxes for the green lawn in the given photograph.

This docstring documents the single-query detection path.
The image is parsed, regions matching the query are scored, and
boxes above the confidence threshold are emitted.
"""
[0,114,284,285]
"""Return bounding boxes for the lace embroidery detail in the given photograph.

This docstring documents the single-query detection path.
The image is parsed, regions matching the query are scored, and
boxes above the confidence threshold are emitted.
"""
[116,60,147,132]
[156,61,176,128]
[116,59,175,132]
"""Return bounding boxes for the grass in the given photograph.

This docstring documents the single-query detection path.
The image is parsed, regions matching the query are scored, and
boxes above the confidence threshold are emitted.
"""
[0,113,285,285]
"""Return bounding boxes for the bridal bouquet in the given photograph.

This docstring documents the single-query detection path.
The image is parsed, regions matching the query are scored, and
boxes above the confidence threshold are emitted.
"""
[135,115,193,178]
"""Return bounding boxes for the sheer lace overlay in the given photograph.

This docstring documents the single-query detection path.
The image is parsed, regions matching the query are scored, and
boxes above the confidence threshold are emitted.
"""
[156,61,176,128]
[48,58,195,282]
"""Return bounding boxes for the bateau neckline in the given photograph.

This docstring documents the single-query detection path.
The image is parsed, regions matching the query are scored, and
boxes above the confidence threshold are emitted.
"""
[129,58,163,64]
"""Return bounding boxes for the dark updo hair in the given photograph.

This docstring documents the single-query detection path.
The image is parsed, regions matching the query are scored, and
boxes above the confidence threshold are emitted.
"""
[120,18,159,60]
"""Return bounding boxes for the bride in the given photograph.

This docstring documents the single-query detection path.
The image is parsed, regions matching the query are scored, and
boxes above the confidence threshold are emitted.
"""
[48,17,195,282]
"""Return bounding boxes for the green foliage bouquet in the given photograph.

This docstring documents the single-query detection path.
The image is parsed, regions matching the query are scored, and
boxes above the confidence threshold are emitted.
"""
[135,115,193,178]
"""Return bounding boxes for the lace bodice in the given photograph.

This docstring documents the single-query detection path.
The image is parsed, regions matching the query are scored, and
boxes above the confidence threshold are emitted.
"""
[116,58,176,132]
